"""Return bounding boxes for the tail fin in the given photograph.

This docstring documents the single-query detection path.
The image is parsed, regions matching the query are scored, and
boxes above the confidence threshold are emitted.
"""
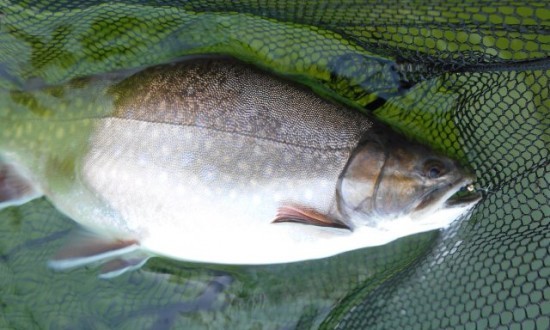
[0,160,42,209]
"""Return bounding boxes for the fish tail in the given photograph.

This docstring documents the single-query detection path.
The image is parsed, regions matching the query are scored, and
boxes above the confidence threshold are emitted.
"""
[0,91,43,207]
[0,160,42,209]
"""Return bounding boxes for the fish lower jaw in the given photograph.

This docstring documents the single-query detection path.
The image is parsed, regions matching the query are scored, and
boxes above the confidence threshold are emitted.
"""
[414,177,475,219]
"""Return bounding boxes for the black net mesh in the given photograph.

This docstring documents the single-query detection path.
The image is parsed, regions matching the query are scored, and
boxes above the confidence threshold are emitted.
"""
[0,0,548,329]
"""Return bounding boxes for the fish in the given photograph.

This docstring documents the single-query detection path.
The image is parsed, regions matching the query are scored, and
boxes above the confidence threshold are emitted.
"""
[0,57,481,278]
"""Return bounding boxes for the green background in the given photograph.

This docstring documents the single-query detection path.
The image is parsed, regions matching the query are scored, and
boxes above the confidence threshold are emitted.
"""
[0,1,548,329]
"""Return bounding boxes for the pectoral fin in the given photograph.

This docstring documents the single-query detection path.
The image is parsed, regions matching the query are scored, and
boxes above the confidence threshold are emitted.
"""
[48,229,144,277]
[273,205,350,230]
[0,162,42,209]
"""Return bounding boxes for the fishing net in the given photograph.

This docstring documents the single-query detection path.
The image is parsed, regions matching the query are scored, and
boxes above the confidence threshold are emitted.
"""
[0,0,548,329]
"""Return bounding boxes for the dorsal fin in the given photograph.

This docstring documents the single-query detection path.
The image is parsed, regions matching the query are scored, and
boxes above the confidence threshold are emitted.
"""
[273,205,350,230]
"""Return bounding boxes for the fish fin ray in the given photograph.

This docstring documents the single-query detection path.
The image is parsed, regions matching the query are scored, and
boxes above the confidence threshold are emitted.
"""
[99,254,150,279]
[273,205,350,230]
[48,229,140,270]
[0,162,42,209]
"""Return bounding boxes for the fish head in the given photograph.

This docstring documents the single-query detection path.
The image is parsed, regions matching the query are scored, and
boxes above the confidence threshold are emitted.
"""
[337,127,481,229]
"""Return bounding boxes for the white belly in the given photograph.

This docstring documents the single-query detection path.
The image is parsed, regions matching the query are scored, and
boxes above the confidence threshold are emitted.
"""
[74,118,359,264]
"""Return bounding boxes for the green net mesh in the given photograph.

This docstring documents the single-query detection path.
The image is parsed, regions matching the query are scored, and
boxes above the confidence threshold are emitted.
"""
[0,0,548,329]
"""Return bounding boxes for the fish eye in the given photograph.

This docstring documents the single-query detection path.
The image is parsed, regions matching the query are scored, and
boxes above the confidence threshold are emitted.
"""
[424,160,445,179]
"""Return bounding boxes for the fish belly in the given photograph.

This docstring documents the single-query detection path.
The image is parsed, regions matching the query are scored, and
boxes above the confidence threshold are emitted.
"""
[76,118,355,264]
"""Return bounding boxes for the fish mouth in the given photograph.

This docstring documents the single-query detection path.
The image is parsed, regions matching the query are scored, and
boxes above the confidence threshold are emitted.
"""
[445,187,482,208]
[415,175,481,212]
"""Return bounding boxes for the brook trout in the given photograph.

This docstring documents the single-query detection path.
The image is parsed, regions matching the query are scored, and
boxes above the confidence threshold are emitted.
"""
[0,57,480,277]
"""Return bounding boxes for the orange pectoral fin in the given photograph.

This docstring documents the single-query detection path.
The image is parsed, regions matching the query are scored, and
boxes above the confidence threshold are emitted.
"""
[273,205,350,230]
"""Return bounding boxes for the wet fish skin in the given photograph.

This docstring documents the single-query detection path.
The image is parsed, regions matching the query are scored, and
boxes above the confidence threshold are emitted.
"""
[0,57,480,276]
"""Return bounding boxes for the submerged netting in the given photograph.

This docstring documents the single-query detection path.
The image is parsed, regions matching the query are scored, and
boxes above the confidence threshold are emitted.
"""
[0,0,548,329]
